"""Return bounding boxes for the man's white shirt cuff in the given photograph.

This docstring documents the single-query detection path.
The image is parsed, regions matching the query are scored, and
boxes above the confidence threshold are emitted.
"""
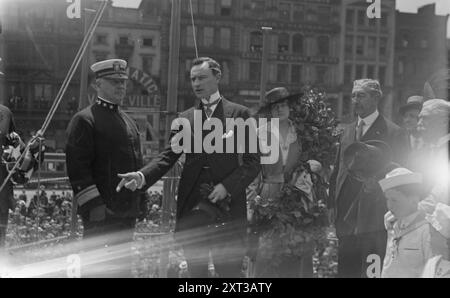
[137,171,146,189]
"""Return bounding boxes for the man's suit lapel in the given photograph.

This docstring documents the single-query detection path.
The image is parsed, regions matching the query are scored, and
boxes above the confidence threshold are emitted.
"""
[336,121,357,200]
[361,115,386,141]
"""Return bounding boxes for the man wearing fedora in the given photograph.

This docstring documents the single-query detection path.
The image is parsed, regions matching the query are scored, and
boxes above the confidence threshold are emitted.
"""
[66,58,146,277]
[330,79,409,277]
[400,96,424,151]
[117,57,260,278]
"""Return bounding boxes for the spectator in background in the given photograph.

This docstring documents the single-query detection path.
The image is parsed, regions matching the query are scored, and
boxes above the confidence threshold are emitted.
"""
[400,96,424,151]
[50,191,57,204]
[19,190,27,203]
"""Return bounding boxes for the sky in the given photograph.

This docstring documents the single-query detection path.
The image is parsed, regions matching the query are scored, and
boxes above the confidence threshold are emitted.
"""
[111,0,450,37]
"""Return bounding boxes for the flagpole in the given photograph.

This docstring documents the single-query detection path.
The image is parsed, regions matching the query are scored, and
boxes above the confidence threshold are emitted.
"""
[259,27,272,103]
[78,0,93,111]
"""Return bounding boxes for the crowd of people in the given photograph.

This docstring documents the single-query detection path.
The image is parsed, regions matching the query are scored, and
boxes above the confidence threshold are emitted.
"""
[6,189,165,246]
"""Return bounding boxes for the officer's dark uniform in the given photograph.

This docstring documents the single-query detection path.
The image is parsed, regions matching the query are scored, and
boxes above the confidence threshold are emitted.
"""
[66,97,144,229]
[65,59,145,277]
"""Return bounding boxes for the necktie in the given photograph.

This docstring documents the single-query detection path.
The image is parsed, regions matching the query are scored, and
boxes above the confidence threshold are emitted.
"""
[356,120,365,141]
[203,98,221,118]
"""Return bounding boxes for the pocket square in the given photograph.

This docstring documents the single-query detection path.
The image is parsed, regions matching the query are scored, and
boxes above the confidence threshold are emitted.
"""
[222,130,234,139]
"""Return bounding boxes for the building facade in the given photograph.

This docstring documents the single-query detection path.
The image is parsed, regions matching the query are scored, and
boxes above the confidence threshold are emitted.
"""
[395,4,448,121]
[153,0,343,120]
[1,0,83,151]
[1,0,163,164]
[339,0,396,122]
[154,0,401,124]
[89,1,163,162]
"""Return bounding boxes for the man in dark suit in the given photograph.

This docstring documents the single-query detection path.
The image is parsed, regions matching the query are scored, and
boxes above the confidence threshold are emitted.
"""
[117,57,260,278]
[329,79,409,277]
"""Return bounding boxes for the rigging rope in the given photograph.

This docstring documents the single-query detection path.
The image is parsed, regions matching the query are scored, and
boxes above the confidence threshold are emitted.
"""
[189,0,199,58]
[0,0,108,195]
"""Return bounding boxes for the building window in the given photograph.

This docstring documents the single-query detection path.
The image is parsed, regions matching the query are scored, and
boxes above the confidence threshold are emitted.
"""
[142,56,153,74]
[95,34,108,45]
[249,62,261,81]
[317,36,329,56]
[250,0,265,14]
[421,38,428,48]
[316,66,328,84]
[368,15,377,27]
[344,64,353,85]
[379,37,387,56]
[186,26,197,47]
[401,34,410,48]
[204,0,215,15]
[278,33,289,53]
[343,95,352,117]
[381,14,388,27]
[293,4,304,21]
[357,10,366,26]
[317,6,330,24]
[221,60,230,84]
[34,84,52,109]
[186,0,199,14]
[306,9,317,22]
[292,34,304,54]
[346,9,355,26]
[355,65,364,80]
[368,37,377,57]
[378,66,386,85]
[367,65,375,78]
[398,60,404,76]
[142,37,153,47]
[277,64,289,83]
[94,51,108,62]
[291,64,302,84]
[119,36,129,45]
[345,35,353,56]
[203,27,214,47]
[250,31,262,52]
[279,2,290,20]
[220,28,231,49]
[356,36,364,55]
[220,0,232,16]
[184,59,191,84]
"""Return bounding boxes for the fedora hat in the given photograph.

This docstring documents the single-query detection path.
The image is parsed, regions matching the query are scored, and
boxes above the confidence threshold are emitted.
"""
[257,87,302,115]
[399,96,424,115]
[343,140,393,180]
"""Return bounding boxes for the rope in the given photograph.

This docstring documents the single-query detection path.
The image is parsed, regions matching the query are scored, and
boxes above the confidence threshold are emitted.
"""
[41,0,108,134]
[34,138,43,242]
[189,0,199,58]
[0,0,108,195]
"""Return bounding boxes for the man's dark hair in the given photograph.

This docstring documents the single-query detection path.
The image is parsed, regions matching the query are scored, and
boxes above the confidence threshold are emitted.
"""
[191,57,222,77]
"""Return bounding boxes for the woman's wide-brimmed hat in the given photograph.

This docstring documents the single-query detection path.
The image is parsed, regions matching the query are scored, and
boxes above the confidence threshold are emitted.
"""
[256,87,302,115]
[343,140,393,180]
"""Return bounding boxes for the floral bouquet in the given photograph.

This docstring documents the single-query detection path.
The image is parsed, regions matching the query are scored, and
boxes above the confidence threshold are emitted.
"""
[248,87,339,264]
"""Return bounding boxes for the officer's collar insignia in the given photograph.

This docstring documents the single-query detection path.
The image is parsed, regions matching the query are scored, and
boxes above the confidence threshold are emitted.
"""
[113,61,121,72]
[96,97,118,111]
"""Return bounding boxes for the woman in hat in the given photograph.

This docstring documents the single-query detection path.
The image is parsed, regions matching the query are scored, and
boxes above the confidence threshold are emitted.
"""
[249,87,315,278]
